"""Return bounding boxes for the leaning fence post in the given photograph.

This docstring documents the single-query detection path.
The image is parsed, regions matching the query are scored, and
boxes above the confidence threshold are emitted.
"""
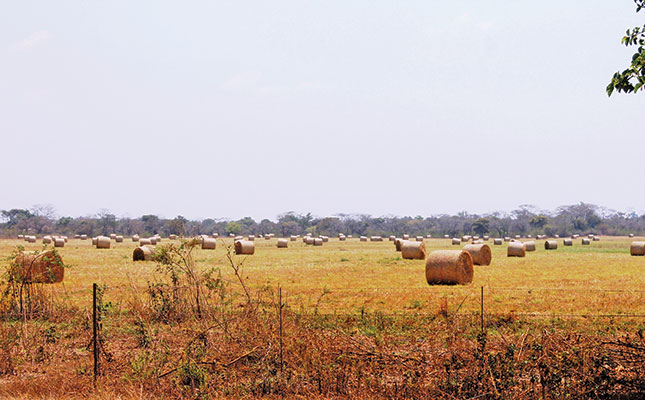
[480,286,484,332]
[93,283,99,385]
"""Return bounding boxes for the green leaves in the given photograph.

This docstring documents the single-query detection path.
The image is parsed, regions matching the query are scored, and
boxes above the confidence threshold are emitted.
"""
[607,2,645,96]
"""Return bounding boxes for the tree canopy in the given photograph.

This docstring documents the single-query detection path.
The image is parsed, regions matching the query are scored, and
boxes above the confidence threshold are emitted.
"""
[607,0,645,95]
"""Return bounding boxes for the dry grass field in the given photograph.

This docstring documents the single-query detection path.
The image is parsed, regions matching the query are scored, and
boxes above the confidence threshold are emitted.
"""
[0,236,644,399]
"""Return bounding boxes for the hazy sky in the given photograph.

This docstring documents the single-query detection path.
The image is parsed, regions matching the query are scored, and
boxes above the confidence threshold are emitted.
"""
[1,1,644,221]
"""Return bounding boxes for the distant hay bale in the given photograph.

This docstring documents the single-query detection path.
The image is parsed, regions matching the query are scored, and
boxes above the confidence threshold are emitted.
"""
[463,244,492,266]
[110,234,116,240]
[402,234,410,240]
[563,239,573,246]
[507,242,525,257]
[248,235,255,241]
[133,246,155,261]
[92,237,98,246]
[96,236,111,249]
[493,238,503,245]
[581,238,591,245]
[54,238,65,248]
[545,240,558,250]
[116,235,124,243]
[471,239,485,245]
[80,234,88,240]
[140,238,152,246]
[321,236,329,242]
[212,233,219,238]
[629,233,635,238]
[461,236,470,243]
[169,234,177,240]
[451,238,460,245]
[339,235,346,241]
[235,236,244,241]
[443,235,450,239]
[416,236,424,242]
[264,235,271,240]
[277,239,288,248]
[290,235,297,241]
[401,241,426,260]
[202,238,216,250]
[347,235,353,238]
[503,237,510,242]
[593,236,600,241]
[305,237,314,245]
[360,236,367,242]
[395,238,405,251]
[588,234,594,238]
[514,235,521,239]
[14,250,64,284]
[28,236,36,243]
[313,238,323,246]
[370,236,383,242]
[389,236,396,241]
[73,234,79,239]
[527,235,533,239]
[425,250,474,285]
[630,241,645,256]
[42,236,52,244]
[18,234,24,239]
[229,233,235,237]
[473,236,480,240]
[524,241,536,252]
[483,236,489,241]
[235,240,255,255]
[132,235,140,242]
[63,236,68,242]
[155,236,162,243]
[150,237,158,245]
[555,234,560,238]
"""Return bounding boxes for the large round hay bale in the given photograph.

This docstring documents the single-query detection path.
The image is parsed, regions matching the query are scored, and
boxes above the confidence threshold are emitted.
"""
[92,237,98,246]
[503,237,510,242]
[248,235,255,241]
[463,244,492,266]
[425,250,474,285]
[370,236,383,242]
[507,242,525,257]
[394,238,405,251]
[339,235,346,241]
[305,236,314,245]
[321,236,329,242]
[96,236,111,249]
[545,240,558,250]
[592,236,600,241]
[133,246,155,261]
[139,238,152,246]
[14,250,64,283]
[524,241,536,252]
[290,235,297,241]
[313,238,323,246]
[54,238,65,248]
[563,238,573,246]
[360,236,367,242]
[115,235,124,243]
[109,234,117,240]
[451,238,460,245]
[629,233,635,238]
[132,235,140,242]
[401,241,426,260]
[581,238,590,245]
[402,234,410,240]
[202,238,216,250]
[277,239,288,248]
[630,241,645,256]
[80,234,88,240]
[234,240,255,255]
[415,236,424,242]
[493,238,503,245]
[42,236,52,244]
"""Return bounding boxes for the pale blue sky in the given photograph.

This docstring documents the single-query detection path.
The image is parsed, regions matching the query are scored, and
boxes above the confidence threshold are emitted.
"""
[1,1,643,220]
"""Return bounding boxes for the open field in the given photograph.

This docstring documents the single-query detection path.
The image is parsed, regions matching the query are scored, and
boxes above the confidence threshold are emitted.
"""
[0,236,644,399]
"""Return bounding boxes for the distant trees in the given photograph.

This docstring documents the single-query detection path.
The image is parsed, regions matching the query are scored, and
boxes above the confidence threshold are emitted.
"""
[472,218,490,236]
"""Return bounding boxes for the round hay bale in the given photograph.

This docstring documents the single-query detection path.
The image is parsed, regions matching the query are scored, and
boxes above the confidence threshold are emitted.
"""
[451,238,460,245]
[133,246,155,261]
[425,250,474,285]
[313,238,323,246]
[524,241,536,252]
[234,235,244,241]
[169,234,177,240]
[339,235,346,241]
[42,236,52,244]
[581,238,591,245]
[80,234,88,240]
[290,235,297,241]
[347,235,353,238]
[563,239,573,246]
[401,241,426,260]
[360,236,367,242]
[592,236,600,241]
[321,236,329,242]
[629,233,635,238]
[264,235,271,240]
[150,237,157,245]
[503,237,511,242]
[394,238,405,252]
[63,236,68,242]
[54,238,65,248]
[389,236,396,241]
[463,244,492,266]
[630,241,645,256]
[202,238,216,250]
[527,235,533,239]
[402,234,410,240]
[555,234,560,238]
[72,234,79,239]
[155,236,162,243]
[29,236,37,243]
[139,238,152,246]
[18,234,24,239]
[109,234,116,240]
[248,235,255,241]
[96,236,111,249]
[514,235,521,239]
[461,236,470,243]
[92,237,98,246]
[415,236,424,242]
[507,242,525,257]
[132,235,140,242]
[14,250,64,283]
[234,240,255,255]
[471,239,484,244]
[229,233,235,237]
[277,239,288,248]
[370,236,383,242]
[483,236,490,241]
[493,238,503,245]
[305,237,314,245]
[545,240,558,250]
[115,235,124,243]
[443,235,450,239]
[426,234,432,239]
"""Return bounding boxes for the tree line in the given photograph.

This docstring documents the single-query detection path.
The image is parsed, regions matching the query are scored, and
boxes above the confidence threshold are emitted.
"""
[1,203,643,239]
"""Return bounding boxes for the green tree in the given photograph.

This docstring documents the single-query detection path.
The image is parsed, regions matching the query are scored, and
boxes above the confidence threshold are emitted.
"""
[529,215,548,230]
[607,0,645,95]
[225,221,241,235]
[472,218,490,236]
